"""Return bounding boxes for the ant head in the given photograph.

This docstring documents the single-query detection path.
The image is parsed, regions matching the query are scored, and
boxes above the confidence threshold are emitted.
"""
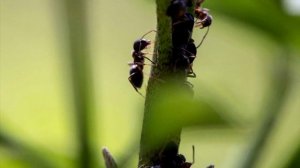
[166,0,187,18]
[202,14,212,28]
[133,39,151,52]
[195,8,208,19]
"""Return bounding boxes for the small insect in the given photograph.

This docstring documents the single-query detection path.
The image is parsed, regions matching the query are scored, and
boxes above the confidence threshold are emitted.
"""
[128,30,156,96]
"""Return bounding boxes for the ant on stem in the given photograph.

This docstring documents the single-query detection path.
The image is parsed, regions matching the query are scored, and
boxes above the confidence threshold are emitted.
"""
[128,30,157,97]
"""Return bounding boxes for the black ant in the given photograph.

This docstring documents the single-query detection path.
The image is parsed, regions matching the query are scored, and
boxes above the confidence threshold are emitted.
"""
[128,30,156,97]
[167,0,187,19]
[151,142,195,168]
[194,1,212,46]
[195,8,212,29]
[194,0,212,29]
[167,0,211,79]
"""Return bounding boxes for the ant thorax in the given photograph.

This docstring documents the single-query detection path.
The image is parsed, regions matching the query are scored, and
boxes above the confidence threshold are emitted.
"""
[132,51,145,63]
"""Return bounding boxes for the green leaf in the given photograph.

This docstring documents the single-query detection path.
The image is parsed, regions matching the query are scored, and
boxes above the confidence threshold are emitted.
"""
[282,142,300,168]
[142,88,231,148]
[0,129,56,168]
[205,0,300,49]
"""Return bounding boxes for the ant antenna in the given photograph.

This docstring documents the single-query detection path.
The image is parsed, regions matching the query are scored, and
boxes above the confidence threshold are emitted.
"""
[128,62,155,66]
[140,29,157,39]
[196,26,209,48]
[138,30,157,53]
[137,90,145,98]
[192,145,195,164]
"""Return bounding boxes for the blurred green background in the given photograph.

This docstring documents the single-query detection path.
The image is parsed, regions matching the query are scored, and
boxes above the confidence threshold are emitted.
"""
[0,0,300,168]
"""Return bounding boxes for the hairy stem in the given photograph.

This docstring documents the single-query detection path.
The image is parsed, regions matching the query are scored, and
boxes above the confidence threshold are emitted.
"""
[138,0,190,167]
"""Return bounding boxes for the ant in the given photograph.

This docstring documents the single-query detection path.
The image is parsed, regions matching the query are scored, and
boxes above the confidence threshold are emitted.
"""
[167,0,187,19]
[151,142,195,168]
[195,8,212,29]
[194,0,212,29]
[167,0,212,79]
[128,30,157,97]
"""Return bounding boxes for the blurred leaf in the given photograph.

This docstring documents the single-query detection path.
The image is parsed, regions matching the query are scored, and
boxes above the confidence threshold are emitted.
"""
[238,53,291,168]
[142,86,231,149]
[0,129,56,168]
[62,0,98,167]
[206,0,300,49]
[282,141,300,168]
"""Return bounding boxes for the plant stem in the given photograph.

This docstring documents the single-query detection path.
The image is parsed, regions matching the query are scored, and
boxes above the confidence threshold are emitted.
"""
[63,0,96,167]
[138,0,189,167]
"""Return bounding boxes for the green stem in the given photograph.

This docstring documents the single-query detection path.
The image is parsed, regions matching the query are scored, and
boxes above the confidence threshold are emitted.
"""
[138,0,189,167]
[63,0,96,167]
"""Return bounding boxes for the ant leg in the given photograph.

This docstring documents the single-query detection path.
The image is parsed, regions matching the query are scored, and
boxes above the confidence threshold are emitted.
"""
[192,145,195,164]
[143,52,155,55]
[195,22,204,28]
[187,67,197,78]
[196,26,210,48]
[185,81,194,88]
[128,75,145,98]
[128,62,155,66]
[142,56,156,65]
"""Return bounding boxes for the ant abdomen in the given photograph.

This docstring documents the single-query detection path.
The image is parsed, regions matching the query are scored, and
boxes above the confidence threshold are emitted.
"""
[129,65,144,89]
